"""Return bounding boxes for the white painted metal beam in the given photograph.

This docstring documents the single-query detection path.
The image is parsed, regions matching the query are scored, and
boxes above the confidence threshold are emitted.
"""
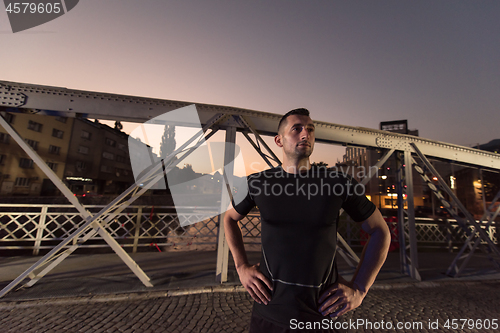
[1,80,499,170]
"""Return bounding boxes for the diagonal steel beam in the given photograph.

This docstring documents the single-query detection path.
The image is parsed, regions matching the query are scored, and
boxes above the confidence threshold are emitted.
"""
[0,113,152,295]
[216,124,237,283]
[0,113,227,298]
[410,143,500,257]
[402,151,421,280]
[446,190,500,276]
[361,148,396,185]
[238,115,281,166]
[21,115,225,289]
[242,131,276,168]
[337,148,396,267]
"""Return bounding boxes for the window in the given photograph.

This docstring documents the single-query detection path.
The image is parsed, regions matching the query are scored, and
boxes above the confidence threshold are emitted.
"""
[105,138,116,147]
[47,162,58,171]
[81,130,91,140]
[384,199,397,207]
[78,146,89,155]
[114,168,130,177]
[382,123,406,131]
[0,132,9,144]
[52,129,64,139]
[116,155,127,163]
[1,112,15,124]
[55,116,67,123]
[76,161,87,171]
[28,120,43,132]
[0,154,6,165]
[49,145,61,155]
[118,143,127,152]
[102,152,114,160]
[100,165,113,173]
[19,158,34,169]
[14,177,30,187]
[25,139,38,151]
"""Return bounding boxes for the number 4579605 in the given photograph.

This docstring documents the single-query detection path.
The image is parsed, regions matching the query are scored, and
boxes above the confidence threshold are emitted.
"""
[6,2,61,14]
[443,319,498,330]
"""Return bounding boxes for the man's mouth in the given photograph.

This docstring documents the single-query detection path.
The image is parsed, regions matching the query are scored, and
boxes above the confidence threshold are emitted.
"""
[297,142,310,147]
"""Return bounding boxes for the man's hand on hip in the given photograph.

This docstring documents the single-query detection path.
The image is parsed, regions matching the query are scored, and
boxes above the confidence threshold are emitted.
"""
[317,279,366,318]
[237,263,273,305]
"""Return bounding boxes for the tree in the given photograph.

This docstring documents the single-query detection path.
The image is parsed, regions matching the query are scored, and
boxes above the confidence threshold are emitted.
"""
[114,121,123,131]
[312,161,328,168]
[159,125,176,159]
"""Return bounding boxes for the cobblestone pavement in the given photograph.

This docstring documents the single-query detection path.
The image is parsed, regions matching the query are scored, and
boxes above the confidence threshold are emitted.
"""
[1,280,499,333]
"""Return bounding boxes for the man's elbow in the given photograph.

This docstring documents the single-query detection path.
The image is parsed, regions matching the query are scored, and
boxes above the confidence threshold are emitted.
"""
[373,223,391,251]
[364,216,391,249]
[224,207,244,226]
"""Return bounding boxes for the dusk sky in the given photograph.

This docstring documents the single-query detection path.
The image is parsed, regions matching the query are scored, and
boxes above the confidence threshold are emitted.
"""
[1,1,499,173]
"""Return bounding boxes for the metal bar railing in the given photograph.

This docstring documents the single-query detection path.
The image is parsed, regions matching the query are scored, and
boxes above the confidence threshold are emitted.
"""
[1,204,496,254]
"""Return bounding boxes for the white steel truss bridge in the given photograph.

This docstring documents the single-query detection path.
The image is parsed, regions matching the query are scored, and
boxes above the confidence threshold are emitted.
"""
[0,80,499,298]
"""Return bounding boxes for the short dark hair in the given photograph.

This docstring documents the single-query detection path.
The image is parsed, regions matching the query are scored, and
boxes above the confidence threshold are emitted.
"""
[277,108,310,133]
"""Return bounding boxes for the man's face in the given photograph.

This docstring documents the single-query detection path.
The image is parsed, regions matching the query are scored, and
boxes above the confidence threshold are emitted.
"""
[275,114,315,159]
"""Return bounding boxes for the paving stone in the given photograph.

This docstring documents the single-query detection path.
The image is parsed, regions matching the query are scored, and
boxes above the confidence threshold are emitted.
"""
[2,281,500,332]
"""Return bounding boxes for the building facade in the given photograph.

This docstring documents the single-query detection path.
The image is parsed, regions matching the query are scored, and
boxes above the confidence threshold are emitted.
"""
[341,120,424,212]
[0,111,73,196]
[63,119,134,195]
[0,111,134,197]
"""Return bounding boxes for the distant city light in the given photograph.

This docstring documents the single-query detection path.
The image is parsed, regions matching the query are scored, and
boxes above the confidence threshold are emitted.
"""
[66,177,92,182]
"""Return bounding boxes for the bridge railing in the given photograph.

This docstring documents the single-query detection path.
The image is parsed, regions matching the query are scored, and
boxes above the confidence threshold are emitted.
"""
[0,204,496,255]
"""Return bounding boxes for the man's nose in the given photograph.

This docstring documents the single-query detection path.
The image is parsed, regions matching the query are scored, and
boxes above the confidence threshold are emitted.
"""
[300,128,309,140]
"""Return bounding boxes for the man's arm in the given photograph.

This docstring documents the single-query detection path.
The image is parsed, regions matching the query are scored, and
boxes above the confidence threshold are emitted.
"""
[224,205,272,305]
[318,207,391,317]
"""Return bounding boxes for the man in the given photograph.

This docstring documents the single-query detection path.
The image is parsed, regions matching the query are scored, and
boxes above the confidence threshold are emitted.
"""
[225,108,390,332]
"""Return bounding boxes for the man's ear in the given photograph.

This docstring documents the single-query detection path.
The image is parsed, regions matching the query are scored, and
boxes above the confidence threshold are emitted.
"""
[274,134,283,147]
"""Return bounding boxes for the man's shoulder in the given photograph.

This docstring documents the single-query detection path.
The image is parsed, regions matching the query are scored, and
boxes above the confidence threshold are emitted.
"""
[312,166,352,179]
[247,166,282,180]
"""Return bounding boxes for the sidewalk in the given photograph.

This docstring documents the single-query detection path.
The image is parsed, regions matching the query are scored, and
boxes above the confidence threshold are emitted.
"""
[1,250,499,302]
[1,251,500,333]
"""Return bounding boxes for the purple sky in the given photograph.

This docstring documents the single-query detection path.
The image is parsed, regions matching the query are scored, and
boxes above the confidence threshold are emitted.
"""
[1,1,499,168]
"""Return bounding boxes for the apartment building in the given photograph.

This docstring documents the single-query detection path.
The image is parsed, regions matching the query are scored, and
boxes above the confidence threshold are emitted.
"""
[0,111,73,195]
[0,111,134,196]
[64,119,134,195]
